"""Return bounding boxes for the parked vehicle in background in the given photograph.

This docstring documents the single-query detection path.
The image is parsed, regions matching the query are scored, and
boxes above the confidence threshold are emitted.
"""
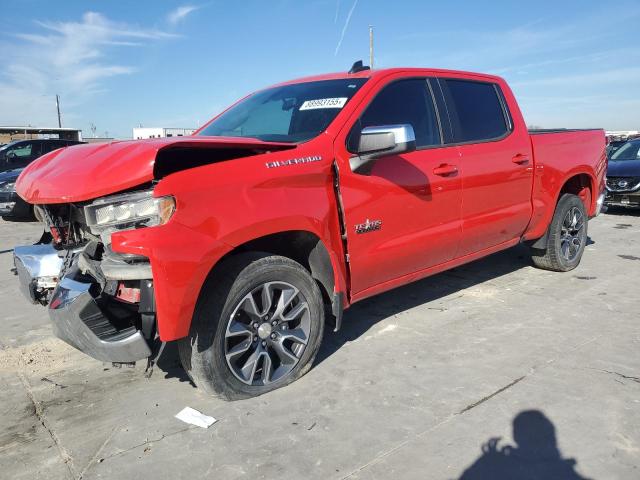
[0,139,83,172]
[0,168,32,220]
[13,64,606,399]
[605,138,640,209]
[0,139,84,220]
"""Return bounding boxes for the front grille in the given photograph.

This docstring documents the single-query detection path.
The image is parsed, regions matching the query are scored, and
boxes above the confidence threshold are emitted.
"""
[39,203,93,248]
[606,177,640,192]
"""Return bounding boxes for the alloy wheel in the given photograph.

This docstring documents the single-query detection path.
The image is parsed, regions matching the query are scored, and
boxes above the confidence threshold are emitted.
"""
[560,206,585,261]
[224,281,311,386]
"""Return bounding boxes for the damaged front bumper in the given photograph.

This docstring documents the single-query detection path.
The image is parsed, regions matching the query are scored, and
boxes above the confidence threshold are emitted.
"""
[13,244,63,304]
[13,243,153,363]
[49,274,151,362]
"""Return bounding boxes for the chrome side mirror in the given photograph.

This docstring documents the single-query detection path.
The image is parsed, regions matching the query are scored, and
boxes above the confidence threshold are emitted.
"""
[350,124,416,173]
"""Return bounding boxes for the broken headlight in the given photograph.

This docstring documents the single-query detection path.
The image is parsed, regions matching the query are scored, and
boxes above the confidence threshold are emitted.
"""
[84,189,175,233]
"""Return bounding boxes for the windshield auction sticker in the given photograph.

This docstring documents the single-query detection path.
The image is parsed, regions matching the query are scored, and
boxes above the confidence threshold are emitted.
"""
[299,97,348,110]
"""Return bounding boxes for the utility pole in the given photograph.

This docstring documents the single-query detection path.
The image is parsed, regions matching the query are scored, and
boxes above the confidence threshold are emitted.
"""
[369,25,374,69]
[55,94,62,128]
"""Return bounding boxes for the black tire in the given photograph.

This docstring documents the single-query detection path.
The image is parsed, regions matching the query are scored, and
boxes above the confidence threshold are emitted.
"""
[178,253,325,400]
[531,193,588,272]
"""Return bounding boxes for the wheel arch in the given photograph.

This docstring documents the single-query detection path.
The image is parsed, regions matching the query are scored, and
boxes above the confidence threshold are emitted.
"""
[529,172,594,250]
[204,230,345,331]
[558,172,594,214]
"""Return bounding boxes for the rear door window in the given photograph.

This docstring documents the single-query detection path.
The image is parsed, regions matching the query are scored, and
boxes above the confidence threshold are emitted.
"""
[441,79,509,143]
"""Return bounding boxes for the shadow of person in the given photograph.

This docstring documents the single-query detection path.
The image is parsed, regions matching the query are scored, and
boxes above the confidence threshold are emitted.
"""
[458,410,592,480]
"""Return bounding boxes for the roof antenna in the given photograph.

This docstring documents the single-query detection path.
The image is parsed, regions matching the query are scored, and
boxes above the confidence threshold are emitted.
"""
[349,60,370,74]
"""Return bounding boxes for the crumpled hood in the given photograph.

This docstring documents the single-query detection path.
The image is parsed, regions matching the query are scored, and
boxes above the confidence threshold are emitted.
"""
[16,136,293,204]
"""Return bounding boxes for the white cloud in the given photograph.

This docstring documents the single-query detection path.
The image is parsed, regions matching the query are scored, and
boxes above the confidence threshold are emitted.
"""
[0,11,176,128]
[385,7,640,130]
[334,0,358,56]
[167,5,200,25]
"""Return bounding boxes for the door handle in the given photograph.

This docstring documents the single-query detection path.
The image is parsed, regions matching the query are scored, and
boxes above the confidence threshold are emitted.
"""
[512,154,530,164]
[433,164,458,176]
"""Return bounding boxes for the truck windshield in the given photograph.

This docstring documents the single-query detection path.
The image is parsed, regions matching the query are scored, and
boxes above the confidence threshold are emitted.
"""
[198,78,367,143]
[610,141,640,161]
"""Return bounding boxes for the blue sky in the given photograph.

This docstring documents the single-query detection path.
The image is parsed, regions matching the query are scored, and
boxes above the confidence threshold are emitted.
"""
[1,0,639,138]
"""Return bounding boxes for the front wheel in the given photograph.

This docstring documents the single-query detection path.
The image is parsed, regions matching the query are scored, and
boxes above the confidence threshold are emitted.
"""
[178,253,325,400]
[530,193,588,272]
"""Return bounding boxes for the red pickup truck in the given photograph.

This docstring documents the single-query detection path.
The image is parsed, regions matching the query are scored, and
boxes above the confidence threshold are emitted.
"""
[14,64,607,399]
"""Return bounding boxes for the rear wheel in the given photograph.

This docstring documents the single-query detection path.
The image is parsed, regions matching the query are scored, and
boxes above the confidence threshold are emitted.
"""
[178,253,324,400]
[531,193,588,272]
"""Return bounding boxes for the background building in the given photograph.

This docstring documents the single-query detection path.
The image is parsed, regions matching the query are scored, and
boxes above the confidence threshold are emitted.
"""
[132,127,196,139]
[0,126,82,144]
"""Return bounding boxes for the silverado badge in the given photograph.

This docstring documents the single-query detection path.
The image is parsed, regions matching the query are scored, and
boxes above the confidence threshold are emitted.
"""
[265,155,322,169]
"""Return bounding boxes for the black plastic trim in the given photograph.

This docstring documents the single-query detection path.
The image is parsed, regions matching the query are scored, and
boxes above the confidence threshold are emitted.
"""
[332,291,345,332]
[429,78,455,144]
[529,128,603,135]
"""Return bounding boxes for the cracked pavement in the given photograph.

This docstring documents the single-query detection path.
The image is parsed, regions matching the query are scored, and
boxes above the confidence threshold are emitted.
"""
[0,209,639,479]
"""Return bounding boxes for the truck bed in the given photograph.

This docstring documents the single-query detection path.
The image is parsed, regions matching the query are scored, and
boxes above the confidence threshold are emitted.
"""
[525,128,607,240]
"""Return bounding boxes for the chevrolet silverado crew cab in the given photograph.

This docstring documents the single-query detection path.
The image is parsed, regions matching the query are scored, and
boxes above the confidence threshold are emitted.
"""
[14,63,607,400]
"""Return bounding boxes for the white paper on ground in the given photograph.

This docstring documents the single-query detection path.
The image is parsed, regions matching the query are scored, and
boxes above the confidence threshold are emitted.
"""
[175,407,217,428]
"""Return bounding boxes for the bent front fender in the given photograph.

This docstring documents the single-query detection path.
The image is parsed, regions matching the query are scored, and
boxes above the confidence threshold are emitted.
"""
[111,221,233,341]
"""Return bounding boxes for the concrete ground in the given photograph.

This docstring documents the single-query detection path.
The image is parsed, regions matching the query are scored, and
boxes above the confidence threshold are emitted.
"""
[0,209,638,480]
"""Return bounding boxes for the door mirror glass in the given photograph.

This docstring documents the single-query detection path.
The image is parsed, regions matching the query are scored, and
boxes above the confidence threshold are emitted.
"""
[351,124,416,173]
